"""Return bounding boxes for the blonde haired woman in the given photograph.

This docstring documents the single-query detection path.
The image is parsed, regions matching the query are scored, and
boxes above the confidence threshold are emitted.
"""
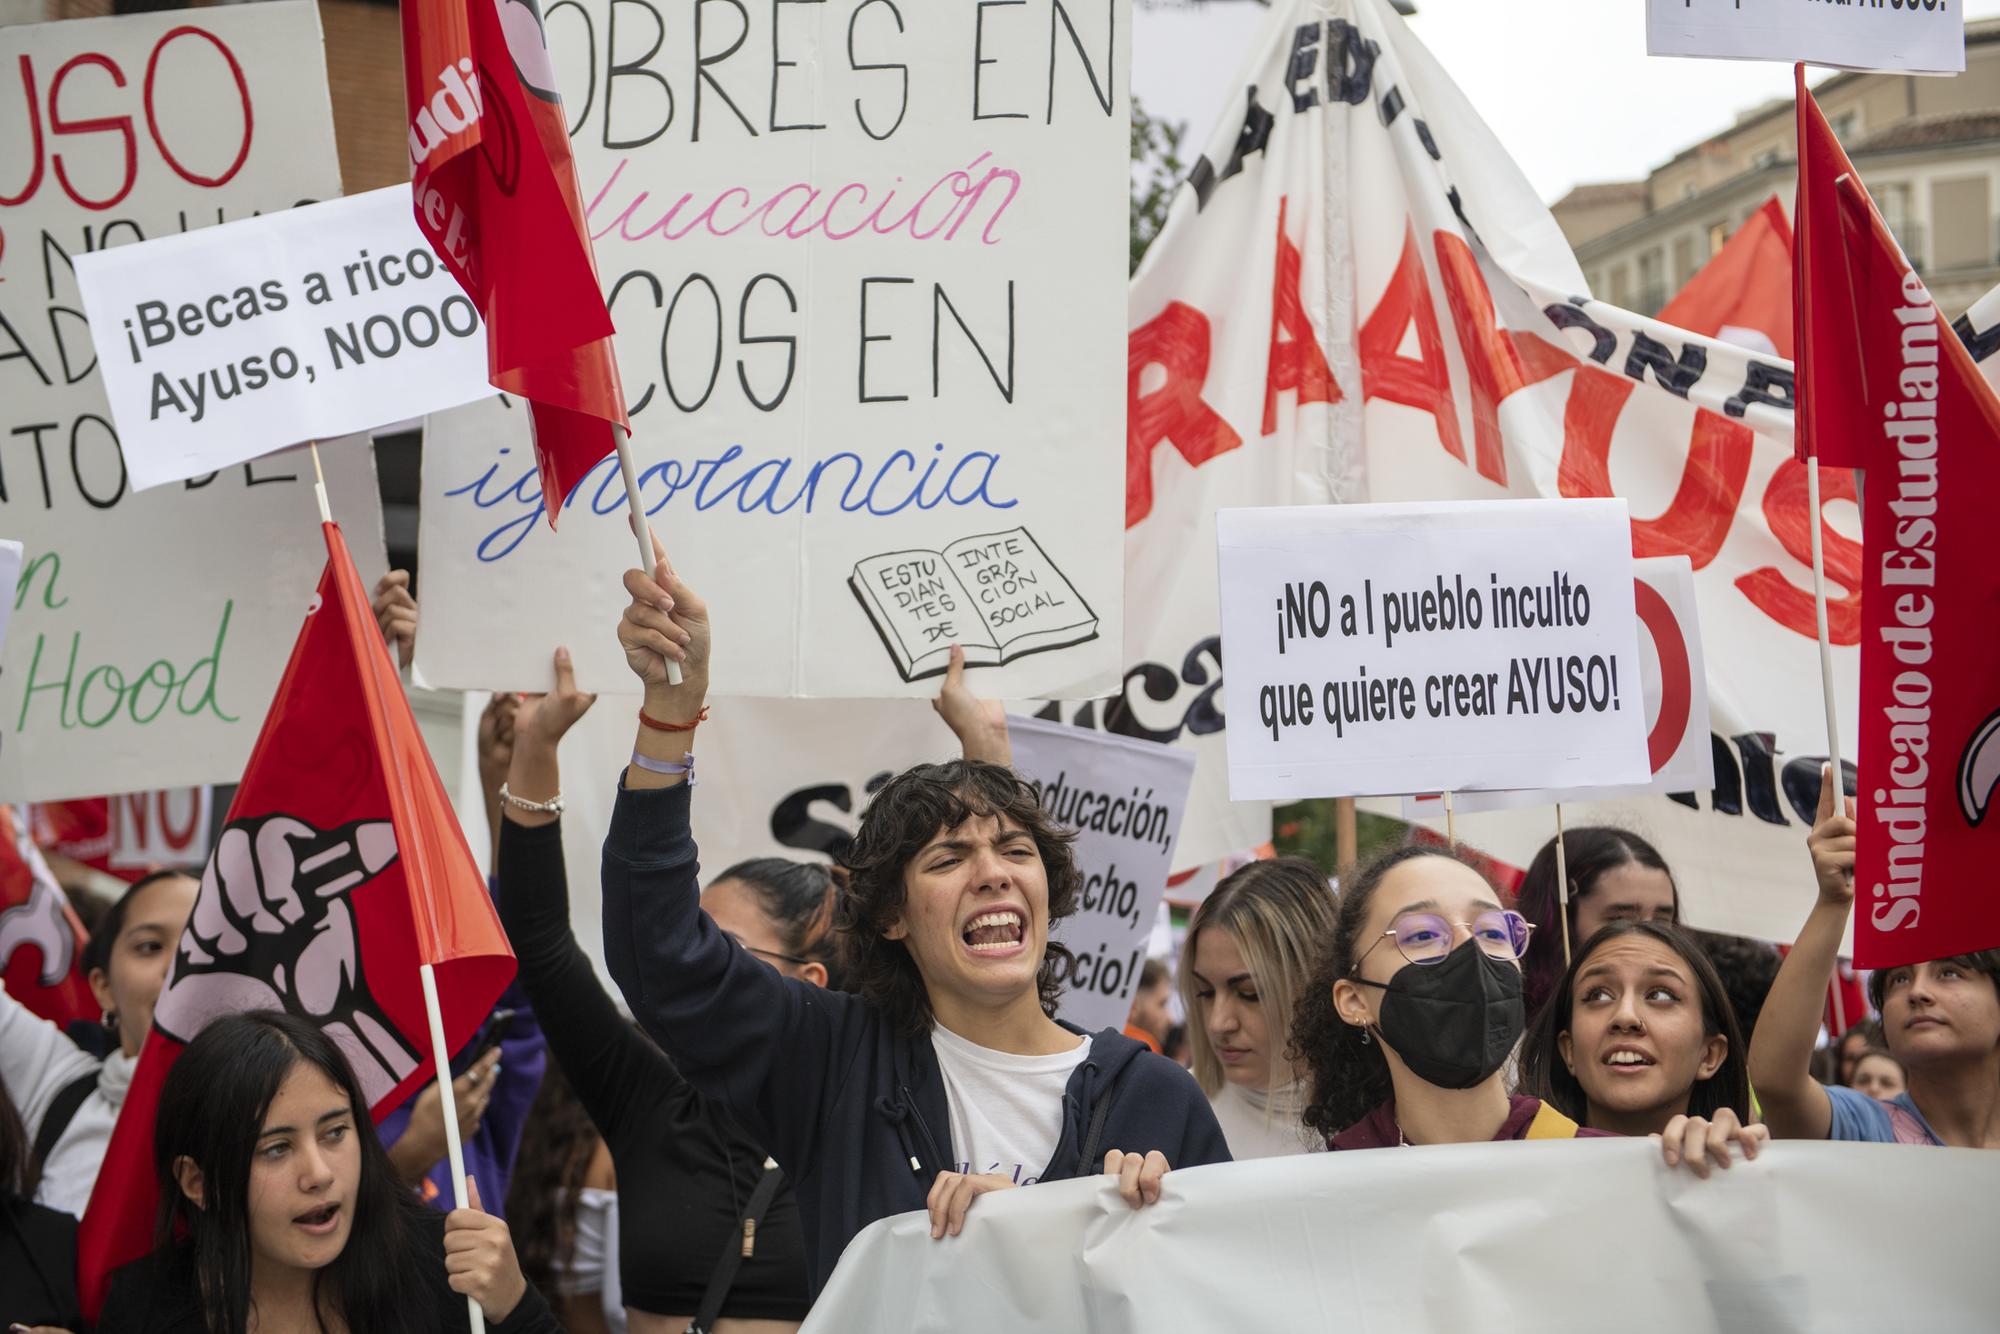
[1180,858,1337,1158]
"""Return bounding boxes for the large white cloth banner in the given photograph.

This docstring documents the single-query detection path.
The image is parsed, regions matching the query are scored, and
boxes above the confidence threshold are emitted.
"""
[0,4,386,802]
[1217,498,1647,800]
[1010,715,1196,1032]
[806,1141,2000,1332]
[75,186,493,491]
[416,0,1131,701]
[1125,0,1854,920]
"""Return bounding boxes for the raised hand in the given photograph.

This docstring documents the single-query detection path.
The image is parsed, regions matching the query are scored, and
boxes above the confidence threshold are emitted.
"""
[618,528,709,708]
[933,644,1011,765]
[372,570,418,670]
[1807,763,1857,905]
[515,647,597,752]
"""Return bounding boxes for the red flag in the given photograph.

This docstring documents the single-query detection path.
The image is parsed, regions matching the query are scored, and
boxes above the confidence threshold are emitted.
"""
[32,800,145,884]
[0,805,96,1027]
[1659,196,1795,361]
[76,522,514,1315]
[402,0,628,520]
[1794,78,2000,968]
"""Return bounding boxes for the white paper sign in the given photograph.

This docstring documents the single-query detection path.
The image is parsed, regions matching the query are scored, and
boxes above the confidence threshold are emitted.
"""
[807,1141,2000,1334]
[0,542,23,659]
[108,786,213,869]
[1401,555,1715,818]
[0,5,388,802]
[1217,499,1648,801]
[1010,715,1196,1033]
[1648,0,1965,74]
[73,186,493,491]
[415,0,1130,700]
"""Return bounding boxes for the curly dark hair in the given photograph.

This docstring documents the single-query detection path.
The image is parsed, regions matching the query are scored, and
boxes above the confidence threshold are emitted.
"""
[505,1061,601,1300]
[1291,844,1499,1141]
[1519,920,1750,1128]
[835,760,1080,1035]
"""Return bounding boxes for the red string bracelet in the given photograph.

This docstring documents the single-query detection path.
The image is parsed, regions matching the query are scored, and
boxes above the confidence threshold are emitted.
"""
[639,706,708,733]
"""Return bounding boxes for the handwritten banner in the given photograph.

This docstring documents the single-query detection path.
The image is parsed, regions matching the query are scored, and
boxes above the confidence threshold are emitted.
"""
[74,186,493,491]
[1216,499,1648,801]
[1011,714,1194,1032]
[416,0,1130,699]
[0,3,386,801]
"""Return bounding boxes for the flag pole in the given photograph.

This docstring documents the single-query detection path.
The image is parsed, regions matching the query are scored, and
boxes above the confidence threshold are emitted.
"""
[615,435,682,687]
[1554,802,1573,966]
[1806,457,1842,783]
[1443,791,1456,848]
[308,441,332,525]
[420,962,487,1334]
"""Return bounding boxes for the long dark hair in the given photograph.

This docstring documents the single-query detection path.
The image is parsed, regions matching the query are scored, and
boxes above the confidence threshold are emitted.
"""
[1517,828,1677,1017]
[1,1075,30,1198]
[1519,921,1751,1127]
[1292,845,1498,1140]
[712,857,845,989]
[836,760,1080,1035]
[154,1011,433,1334]
[83,868,196,978]
[506,1061,600,1299]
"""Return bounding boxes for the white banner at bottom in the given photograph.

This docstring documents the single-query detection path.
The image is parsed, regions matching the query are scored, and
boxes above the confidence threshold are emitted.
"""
[806,1140,1995,1332]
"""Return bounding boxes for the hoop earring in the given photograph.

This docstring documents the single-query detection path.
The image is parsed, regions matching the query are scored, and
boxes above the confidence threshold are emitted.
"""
[102,1008,116,1029]
[1357,1025,1372,1046]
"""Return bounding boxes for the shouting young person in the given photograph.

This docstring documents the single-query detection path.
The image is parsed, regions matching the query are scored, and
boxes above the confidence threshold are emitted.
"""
[600,539,1228,1293]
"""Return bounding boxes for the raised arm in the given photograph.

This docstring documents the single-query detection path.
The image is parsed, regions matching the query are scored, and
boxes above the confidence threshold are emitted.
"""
[602,533,860,1174]
[933,644,1012,765]
[1748,765,1854,1140]
[495,648,688,1144]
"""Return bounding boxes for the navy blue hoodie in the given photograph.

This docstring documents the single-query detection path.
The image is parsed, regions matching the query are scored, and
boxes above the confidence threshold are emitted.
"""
[601,780,1231,1295]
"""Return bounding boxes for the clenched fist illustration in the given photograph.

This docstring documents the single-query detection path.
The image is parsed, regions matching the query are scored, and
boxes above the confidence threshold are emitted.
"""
[155,814,419,1104]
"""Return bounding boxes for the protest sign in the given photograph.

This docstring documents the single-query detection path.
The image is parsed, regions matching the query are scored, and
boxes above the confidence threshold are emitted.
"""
[414,0,1130,700]
[1401,554,1715,819]
[74,187,494,491]
[1648,0,1966,74]
[1010,715,1195,1031]
[806,1140,2000,1333]
[0,541,22,656]
[0,4,387,802]
[1124,0,1857,914]
[106,787,213,870]
[1217,499,1648,801]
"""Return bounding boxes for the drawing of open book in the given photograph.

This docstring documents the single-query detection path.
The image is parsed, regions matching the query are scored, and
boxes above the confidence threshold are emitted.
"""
[850,527,1099,682]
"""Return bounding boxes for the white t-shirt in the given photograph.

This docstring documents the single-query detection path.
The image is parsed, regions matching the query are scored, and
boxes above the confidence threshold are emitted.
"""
[1208,1080,1321,1160]
[931,1023,1090,1185]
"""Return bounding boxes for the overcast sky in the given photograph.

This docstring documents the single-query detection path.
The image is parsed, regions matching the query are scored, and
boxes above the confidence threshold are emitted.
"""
[1133,0,2000,203]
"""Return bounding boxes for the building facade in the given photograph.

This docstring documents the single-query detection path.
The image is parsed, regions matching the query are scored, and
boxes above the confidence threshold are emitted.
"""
[1554,22,2000,320]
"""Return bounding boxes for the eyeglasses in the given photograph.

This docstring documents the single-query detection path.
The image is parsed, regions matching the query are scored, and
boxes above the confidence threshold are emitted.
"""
[1355,910,1534,969]
[724,932,811,968]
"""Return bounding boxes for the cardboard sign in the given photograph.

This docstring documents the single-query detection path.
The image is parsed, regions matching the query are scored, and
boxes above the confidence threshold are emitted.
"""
[1401,555,1715,818]
[74,186,494,491]
[1216,499,1648,801]
[0,4,387,801]
[1647,0,1965,74]
[108,787,213,869]
[415,0,1130,700]
[1010,715,1195,1033]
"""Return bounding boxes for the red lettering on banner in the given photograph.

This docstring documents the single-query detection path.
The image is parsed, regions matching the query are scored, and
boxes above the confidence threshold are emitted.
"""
[1360,221,1463,462]
[1735,459,1862,643]
[49,53,137,211]
[1557,365,1754,569]
[1263,197,1340,436]
[0,56,47,207]
[1432,230,1568,486]
[1128,301,1242,527]
[1633,578,1692,774]
[143,27,253,189]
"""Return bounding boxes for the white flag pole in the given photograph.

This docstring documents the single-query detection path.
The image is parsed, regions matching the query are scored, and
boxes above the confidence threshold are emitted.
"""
[615,434,682,686]
[1443,791,1456,848]
[309,441,332,525]
[1554,802,1573,967]
[419,962,485,1334]
[1807,457,1842,783]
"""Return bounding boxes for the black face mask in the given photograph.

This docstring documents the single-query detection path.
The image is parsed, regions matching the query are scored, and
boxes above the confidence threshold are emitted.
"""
[1356,940,1525,1090]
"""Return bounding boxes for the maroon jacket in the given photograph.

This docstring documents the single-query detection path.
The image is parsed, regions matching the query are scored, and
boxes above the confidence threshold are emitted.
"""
[1331,1095,1621,1149]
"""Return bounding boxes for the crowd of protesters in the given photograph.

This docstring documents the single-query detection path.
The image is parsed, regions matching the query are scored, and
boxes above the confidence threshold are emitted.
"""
[3,549,1996,1334]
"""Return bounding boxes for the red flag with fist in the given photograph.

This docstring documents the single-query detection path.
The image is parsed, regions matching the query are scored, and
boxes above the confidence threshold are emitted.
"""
[401,0,628,518]
[1794,73,2000,968]
[76,522,515,1315]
